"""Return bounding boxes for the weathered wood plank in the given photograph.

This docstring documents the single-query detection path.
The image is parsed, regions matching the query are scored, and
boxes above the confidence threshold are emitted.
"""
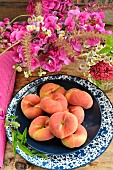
[0,0,28,2]
[0,3,27,21]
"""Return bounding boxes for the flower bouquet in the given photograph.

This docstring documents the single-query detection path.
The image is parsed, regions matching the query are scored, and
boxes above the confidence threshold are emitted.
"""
[0,0,113,87]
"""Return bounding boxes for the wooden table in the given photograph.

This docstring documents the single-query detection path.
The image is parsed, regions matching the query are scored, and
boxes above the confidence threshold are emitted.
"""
[3,62,113,170]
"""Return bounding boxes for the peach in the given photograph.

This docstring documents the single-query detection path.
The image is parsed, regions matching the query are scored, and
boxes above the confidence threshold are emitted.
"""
[21,94,43,119]
[68,105,84,124]
[65,88,93,109]
[29,116,54,141]
[61,124,87,148]
[39,83,66,98]
[40,93,68,114]
[49,111,78,139]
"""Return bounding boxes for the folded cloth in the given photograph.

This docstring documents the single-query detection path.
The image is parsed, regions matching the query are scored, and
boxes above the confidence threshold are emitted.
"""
[0,51,16,168]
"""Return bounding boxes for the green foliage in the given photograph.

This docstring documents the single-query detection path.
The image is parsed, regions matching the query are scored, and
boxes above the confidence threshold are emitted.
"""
[5,116,47,158]
[99,35,113,57]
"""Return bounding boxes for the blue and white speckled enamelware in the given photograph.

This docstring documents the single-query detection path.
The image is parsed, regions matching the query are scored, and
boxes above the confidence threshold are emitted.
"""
[6,74,113,170]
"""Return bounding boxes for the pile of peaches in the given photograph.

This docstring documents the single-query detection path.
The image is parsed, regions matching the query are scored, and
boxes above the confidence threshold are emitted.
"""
[21,83,93,149]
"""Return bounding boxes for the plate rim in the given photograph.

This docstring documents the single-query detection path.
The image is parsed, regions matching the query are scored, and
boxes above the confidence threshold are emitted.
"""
[6,74,113,170]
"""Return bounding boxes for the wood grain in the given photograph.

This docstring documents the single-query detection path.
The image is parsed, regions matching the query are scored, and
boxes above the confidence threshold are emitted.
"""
[3,61,113,170]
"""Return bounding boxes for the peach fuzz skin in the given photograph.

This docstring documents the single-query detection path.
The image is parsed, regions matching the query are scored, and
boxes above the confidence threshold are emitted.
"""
[29,116,54,141]
[39,83,66,98]
[65,88,93,109]
[61,124,87,148]
[49,111,78,139]
[68,105,84,124]
[21,94,43,119]
[40,93,68,114]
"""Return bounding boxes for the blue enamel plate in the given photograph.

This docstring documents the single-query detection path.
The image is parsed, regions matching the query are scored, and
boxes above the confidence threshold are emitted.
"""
[6,74,113,170]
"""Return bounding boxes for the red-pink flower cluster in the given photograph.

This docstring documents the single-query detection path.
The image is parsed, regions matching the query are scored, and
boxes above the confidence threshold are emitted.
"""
[90,61,113,81]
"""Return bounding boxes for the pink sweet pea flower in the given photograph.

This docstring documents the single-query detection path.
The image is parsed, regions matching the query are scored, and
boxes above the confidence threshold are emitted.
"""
[30,44,41,56]
[40,53,57,72]
[64,15,75,31]
[70,40,82,52]
[4,18,10,25]
[44,15,57,30]
[10,30,26,43]
[77,12,90,25]
[26,0,36,15]
[87,39,100,46]
[12,45,24,63]
[30,57,40,71]
[68,7,80,16]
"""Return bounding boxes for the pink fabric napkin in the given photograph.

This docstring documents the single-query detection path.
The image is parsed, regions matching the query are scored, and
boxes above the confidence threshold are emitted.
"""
[0,51,16,168]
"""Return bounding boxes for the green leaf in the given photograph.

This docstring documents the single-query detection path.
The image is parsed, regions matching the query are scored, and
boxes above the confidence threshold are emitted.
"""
[106,36,113,47]
[8,116,18,120]
[99,46,111,54]
[18,142,34,156]
[12,131,17,156]
[4,120,9,127]
[110,47,113,53]
[16,132,23,141]
[21,127,27,144]
[109,52,113,57]
[11,121,20,129]
[32,150,48,158]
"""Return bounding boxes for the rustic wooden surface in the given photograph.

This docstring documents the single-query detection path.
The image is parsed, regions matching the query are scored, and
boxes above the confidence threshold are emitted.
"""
[2,61,113,170]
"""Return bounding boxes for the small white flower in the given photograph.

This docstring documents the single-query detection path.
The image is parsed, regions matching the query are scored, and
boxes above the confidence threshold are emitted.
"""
[13,65,22,72]
[56,25,61,31]
[26,25,36,31]
[24,70,32,78]
[59,34,65,40]
[46,29,52,37]
[35,26,40,32]
[36,15,44,23]
[42,26,46,32]
[39,70,46,76]
[24,71,29,78]
[59,30,65,36]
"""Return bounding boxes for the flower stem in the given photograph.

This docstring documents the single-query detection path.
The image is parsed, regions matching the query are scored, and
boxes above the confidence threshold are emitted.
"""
[10,14,30,25]
[0,40,21,56]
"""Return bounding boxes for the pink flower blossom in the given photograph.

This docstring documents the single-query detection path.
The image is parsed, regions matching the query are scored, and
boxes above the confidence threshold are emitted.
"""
[30,57,40,71]
[40,47,70,72]
[26,0,36,15]
[4,18,10,25]
[87,39,100,46]
[12,45,24,63]
[70,40,82,52]
[64,15,75,31]
[44,15,57,30]
[90,61,113,81]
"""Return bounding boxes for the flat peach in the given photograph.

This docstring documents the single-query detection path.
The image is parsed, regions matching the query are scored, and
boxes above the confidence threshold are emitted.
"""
[21,94,43,119]
[29,116,54,141]
[49,111,78,139]
[39,83,66,98]
[40,93,68,114]
[61,124,87,148]
[68,105,84,124]
[65,88,93,109]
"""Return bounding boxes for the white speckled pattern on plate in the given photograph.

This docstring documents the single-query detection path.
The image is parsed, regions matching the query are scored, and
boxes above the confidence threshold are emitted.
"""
[6,75,113,170]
